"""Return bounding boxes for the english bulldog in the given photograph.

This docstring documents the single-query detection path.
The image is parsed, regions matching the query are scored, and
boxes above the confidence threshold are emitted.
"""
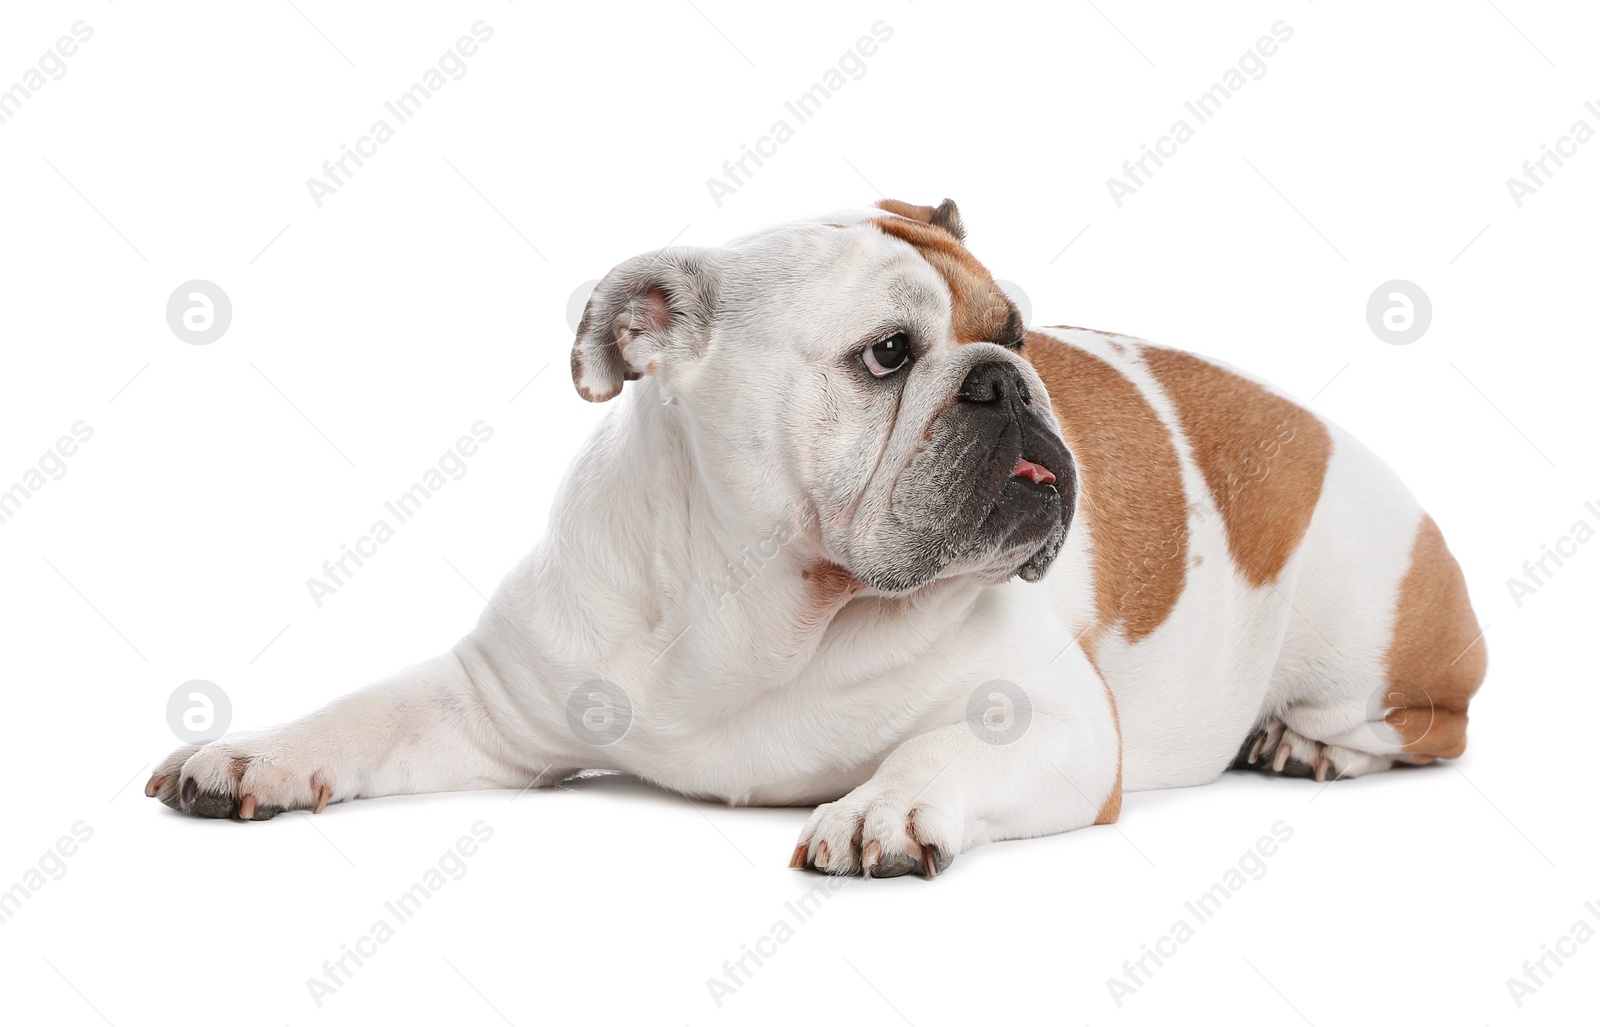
[147,198,1487,878]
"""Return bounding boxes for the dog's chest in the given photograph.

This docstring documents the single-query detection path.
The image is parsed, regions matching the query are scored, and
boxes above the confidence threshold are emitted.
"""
[610,588,1074,803]
[616,664,943,803]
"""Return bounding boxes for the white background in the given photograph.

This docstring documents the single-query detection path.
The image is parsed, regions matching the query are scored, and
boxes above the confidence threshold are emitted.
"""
[1,1,1596,1024]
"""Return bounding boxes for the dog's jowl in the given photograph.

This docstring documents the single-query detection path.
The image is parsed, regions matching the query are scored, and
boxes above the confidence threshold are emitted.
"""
[148,199,1486,878]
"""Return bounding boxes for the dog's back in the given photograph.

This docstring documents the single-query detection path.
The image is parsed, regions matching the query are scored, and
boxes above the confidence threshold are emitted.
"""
[1025,327,1486,790]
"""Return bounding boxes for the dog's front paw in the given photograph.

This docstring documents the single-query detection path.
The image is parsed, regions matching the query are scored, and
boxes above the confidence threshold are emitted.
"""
[790,791,961,879]
[145,736,334,821]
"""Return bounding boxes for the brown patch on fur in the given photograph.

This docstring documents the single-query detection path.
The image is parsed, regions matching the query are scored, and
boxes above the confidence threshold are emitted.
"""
[802,560,862,614]
[228,755,251,781]
[1049,324,1127,342]
[1093,664,1123,825]
[1142,348,1332,588]
[1024,332,1188,644]
[872,205,1023,349]
[1095,766,1123,824]
[1383,514,1486,759]
[875,197,966,240]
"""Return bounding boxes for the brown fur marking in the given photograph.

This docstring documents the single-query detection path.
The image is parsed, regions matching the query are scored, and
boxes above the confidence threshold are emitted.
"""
[1142,347,1333,588]
[1384,514,1486,758]
[872,202,1023,349]
[1078,645,1122,824]
[801,560,863,621]
[1095,676,1123,825]
[1024,332,1189,644]
[875,197,966,240]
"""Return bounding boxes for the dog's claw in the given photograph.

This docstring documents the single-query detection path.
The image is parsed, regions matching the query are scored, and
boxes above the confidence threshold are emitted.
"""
[238,794,257,821]
[794,804,956,878]
[313,782,332,814]
[1242,718,1383,782]
[181,777,198,804]
[144,775,166,798]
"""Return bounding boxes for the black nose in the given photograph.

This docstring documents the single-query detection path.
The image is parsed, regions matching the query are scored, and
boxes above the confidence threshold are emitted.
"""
[958,361,1032,406]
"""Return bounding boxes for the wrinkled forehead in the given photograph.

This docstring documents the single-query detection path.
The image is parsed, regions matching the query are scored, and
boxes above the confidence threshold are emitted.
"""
[724,207,1023,349]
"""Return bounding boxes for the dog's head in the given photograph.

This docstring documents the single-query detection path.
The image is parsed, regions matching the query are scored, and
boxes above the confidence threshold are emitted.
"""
[570,198,1075,594]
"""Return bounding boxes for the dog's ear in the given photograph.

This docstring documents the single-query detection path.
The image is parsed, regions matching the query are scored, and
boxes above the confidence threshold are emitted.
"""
[570,247,720,403]
[875,198,965,241]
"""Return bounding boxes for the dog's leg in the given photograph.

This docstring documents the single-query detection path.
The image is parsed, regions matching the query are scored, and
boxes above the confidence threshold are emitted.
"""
[145,648,565,820]
[1238,508,1486,784]
[791,648,1121,878]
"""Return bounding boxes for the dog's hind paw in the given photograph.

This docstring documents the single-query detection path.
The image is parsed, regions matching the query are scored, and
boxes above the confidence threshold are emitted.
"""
[1237,720,1395,781]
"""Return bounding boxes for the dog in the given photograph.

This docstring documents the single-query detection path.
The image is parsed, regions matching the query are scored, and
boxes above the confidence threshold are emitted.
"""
[147,198,1486,878]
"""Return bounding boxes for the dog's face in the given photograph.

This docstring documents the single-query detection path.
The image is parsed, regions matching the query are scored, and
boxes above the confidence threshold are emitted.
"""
[571,199,1075,594]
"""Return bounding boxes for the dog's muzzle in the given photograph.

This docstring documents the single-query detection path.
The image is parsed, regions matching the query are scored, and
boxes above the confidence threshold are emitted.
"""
[950,360,1076,581]
[856,358,1076,593]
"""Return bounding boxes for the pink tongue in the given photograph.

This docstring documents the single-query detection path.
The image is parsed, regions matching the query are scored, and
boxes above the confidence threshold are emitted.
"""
[1011,458,1056,485]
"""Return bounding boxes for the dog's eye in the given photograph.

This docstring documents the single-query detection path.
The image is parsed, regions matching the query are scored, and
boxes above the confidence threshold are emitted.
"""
[862,333,912,378]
